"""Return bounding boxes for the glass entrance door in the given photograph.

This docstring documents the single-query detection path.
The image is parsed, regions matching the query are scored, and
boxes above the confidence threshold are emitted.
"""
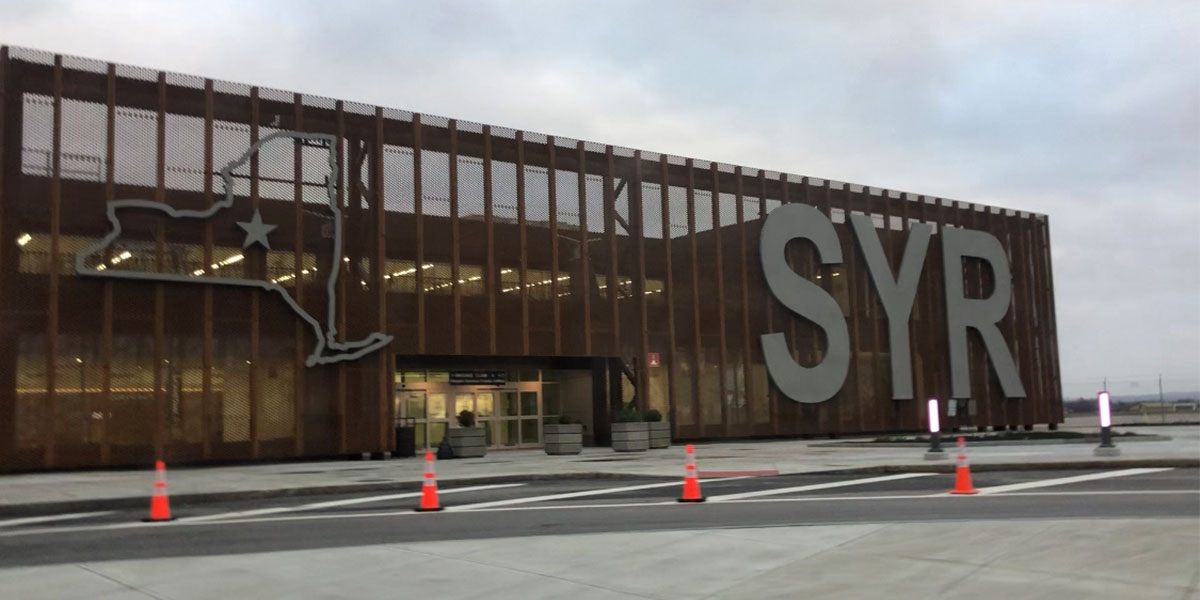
[394,370,544,450]
[454,391,495,447]
[397,390,449,450]
[497,389,541,448]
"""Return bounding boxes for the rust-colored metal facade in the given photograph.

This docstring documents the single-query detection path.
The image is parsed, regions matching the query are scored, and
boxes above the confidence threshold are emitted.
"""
[0,48,1062,471]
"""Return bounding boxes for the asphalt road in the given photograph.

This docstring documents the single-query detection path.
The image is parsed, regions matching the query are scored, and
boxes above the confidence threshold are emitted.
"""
[1,468,1195,568]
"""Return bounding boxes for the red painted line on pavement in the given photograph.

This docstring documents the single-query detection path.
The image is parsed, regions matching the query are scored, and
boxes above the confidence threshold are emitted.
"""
[699,470,778,478]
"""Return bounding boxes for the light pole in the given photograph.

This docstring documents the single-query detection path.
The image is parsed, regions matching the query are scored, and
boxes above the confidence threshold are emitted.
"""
[924,398,947,460]
[1094,390,1120,457]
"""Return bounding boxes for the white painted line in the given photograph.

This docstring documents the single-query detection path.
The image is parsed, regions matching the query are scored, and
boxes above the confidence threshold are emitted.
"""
[974,468,1173,495]
[444,477,751,512]
[1,488,1195,537]
[732,490,1199,503]
[707,472,936,502]
[0,511,114,528]
[178,483,526,522]
[966,451,1052,456]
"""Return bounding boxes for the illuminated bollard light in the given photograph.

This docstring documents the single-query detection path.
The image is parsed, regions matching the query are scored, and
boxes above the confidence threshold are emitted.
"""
[924,398,948,460]
[1094,390,1121,457]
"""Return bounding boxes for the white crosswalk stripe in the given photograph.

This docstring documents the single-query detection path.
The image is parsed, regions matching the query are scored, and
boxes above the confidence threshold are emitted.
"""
[179,483,526,522]
[707,473,936,502]
[971,468,1173,495]
[0,511,115,528]
[445,477,751,511]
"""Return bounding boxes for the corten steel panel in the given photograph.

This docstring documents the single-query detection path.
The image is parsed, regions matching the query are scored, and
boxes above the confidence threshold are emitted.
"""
[335,101,347,454]
[0,49,1062,470]
[547,136,560,355]
[292,93,305,456]
[412,116,425,357]
[484,126,496,355]
[684,159,702,437]
[449,120,461,354]
[575,140,591,355]
[44,55,61,467]
[247,86,259,459]
[659,156,677,429]
[0,47,8,468]
[1041,217,1063,423]
[374,107,389,453]
[200,78,214,460]
[516,131,528,355]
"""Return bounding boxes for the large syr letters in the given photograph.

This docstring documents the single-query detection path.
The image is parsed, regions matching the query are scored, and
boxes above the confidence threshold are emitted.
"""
[759,204,851,404]
[760,205,1025,404]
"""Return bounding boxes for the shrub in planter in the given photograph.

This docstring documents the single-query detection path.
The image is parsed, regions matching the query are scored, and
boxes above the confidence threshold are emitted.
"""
[448,410,486,458]
[611,404,649,452]
[544,415,583,455]
[614,404,642,423]
[457,410,476,428]
[644,409,671,449]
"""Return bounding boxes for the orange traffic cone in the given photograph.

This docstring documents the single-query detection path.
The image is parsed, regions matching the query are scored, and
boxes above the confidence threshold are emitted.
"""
[415,451,443,512]
[949,437,978,495]
[143,460,175,522]
[678,444,705,503]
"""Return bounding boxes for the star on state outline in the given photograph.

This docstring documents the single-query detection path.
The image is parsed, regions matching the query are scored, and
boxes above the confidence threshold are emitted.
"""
[74,131,394,367]
[237,209,277,250]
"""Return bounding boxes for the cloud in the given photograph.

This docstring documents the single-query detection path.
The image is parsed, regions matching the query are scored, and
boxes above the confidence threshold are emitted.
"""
[1,0,1196,397]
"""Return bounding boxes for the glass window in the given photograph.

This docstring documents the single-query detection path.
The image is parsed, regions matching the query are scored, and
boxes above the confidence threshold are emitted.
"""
[455,393,474,418]
[402,370,426,384]
[405,393,425,419]
[476,392,494,417]
[520,419,539,444]
[429,422,447,446]
[520,391,538,417]
[428,393,447,419]
[427,371,449,383]
[501,391,519,416]
[519,369,539,382]
[501,420,518,446]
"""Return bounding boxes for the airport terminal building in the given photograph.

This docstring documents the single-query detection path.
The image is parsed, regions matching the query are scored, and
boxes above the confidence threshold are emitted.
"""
[0,47,1062,471]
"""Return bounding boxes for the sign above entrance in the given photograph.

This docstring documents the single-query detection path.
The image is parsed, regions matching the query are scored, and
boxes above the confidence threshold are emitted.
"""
[646,353,661,368]
[449,371,507,386]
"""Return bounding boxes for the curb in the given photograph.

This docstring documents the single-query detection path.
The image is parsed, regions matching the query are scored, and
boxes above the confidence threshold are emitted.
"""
[809,458,1200,476]
[2,460,1196,518]
[0,472,674,519]
[818,435,1172,448]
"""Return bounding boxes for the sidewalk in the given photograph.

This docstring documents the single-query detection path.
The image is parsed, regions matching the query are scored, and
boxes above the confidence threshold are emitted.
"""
[2,424,1197,515]
[4,518,1193,599]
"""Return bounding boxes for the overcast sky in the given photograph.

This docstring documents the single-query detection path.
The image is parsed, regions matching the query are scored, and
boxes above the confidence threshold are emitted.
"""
[2,0,1197,398]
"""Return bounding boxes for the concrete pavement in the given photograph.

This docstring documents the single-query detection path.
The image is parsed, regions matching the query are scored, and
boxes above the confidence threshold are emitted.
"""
[2,424,1196,514]
[1,518,1195,599]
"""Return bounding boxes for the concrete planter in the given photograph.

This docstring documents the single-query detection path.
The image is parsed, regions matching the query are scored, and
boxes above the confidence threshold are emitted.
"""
[611,422,649,452]
[543,423,583,455]
[447,427,486,458]
[648,421,671,449]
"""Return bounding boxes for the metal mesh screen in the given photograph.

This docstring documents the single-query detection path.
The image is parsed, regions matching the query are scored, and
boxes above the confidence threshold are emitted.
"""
[257,338,295,441]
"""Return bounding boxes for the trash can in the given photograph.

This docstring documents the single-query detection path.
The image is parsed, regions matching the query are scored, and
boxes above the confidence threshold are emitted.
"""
[394,417,416,458]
